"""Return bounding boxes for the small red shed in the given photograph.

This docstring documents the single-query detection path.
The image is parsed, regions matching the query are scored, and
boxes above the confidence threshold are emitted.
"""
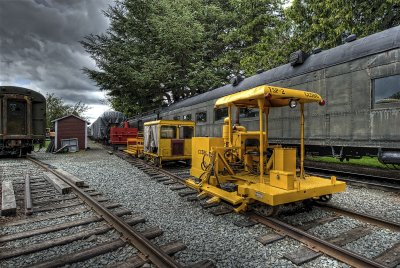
[52,114,89,151]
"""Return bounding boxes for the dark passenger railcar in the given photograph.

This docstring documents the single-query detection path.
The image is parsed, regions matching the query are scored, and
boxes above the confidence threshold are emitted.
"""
[0,86,46,156]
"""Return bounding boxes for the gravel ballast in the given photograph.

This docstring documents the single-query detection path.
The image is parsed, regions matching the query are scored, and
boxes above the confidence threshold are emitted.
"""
[29,142,398,267]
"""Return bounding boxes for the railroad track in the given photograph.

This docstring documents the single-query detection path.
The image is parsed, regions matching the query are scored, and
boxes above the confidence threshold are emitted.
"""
[304,164,400,192]
[0,157,200,268]
[115,151,400,268]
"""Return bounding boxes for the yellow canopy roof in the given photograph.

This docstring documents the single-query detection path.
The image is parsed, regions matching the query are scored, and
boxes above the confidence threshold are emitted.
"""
[215,85,324,108]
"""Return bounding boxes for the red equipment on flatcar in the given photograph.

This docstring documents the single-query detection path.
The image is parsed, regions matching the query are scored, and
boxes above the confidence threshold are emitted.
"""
[109,122,138,150]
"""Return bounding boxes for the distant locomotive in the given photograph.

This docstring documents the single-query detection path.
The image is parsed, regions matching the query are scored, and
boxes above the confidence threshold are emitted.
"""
[89,111,127,144]
[89,111,138,149]
[129,26,400,165]
[0,86,46,156]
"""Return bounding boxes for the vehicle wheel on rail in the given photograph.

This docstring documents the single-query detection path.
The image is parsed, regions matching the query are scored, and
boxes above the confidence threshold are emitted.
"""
[318,194,332,203]
[154,157,161,167]
[302,199,314,211]
[252,203,280,217]
[260,205,280,216]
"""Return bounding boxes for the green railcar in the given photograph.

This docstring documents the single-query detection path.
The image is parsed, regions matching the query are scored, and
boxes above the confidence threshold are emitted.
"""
[0,86,46,156]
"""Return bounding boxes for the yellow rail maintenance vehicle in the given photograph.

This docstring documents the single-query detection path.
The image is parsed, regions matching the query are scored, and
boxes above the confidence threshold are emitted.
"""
[186,85,346,216]
[143,120,195,167]
[124,132,144,158]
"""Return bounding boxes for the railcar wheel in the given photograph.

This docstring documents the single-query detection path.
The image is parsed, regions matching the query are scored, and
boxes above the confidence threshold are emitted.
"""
[318,194,332,202]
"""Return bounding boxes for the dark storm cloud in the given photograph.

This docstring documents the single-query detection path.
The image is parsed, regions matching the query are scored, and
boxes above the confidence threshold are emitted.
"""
[0,0,112,107]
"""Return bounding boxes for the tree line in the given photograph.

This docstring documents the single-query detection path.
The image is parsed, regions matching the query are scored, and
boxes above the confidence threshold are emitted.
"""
[81,0,399,117]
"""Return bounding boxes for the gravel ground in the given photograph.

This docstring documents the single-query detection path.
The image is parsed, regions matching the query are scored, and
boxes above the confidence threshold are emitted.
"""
[330,185,400,223]
[307,217,362,240]
[344,228,400,259]
[29,141,360,267]
[279,207,334,226]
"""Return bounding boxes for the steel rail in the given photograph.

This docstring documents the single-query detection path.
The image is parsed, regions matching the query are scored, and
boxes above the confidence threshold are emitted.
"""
[305,167,400,191]
[118,152,187,183]
[305,165,400,182]
[27,156,182,268]
[124,153,400,230]
[315,203,400,232]
[122,151,397,267]
[251,214,388,268]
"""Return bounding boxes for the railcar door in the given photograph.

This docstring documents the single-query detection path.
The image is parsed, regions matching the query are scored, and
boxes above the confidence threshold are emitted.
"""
[7,98,27,135]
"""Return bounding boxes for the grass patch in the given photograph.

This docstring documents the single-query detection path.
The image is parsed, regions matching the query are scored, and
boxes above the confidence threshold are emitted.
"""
[34,140,51,151]
[306,155,390,169]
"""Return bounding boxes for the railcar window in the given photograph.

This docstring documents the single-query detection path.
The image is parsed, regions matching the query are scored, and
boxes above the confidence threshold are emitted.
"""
[180,126,194,139]
[173,115,180,120]
[183,114,192,120]
[160,126,177,139]
[239,108,257,118]
[215,107,228,121]
[373,75,400,109]
[196,112,207,123]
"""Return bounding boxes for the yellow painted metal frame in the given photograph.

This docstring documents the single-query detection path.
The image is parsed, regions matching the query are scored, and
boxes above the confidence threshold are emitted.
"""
[186,85,345,212]
[124,137,144,157]
[144,120,195,166]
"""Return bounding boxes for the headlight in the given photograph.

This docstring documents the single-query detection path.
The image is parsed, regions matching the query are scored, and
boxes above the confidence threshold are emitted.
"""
[289,100,297,108]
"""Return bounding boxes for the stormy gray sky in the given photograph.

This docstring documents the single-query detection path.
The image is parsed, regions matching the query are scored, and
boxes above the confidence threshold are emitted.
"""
[0,0,113,122]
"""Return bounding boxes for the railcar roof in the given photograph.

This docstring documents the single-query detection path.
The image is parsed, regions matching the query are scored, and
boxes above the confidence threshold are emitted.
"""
[0,86,46,102]
[162,26,400,112]
[215,85,323,108]
[144,120,195,126]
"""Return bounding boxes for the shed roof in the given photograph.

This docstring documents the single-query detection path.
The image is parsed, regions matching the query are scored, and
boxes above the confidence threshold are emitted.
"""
[52,114,89,124]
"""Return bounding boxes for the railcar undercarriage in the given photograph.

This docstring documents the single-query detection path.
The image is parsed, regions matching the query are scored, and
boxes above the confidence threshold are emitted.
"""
[0,139,34,157]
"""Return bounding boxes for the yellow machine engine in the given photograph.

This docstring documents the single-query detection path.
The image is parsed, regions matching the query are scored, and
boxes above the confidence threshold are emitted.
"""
[187,85,346,216]
[142,120,195,166]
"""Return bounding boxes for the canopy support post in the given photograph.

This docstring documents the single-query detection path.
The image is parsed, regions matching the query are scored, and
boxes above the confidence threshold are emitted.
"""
[228,105,232,147]
[264,107,269,174]
[300,103,305,179]
[258,98,265,183]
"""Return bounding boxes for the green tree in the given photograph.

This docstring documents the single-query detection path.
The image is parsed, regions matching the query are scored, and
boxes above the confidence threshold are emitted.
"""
[217,0,287,75]
[81,0,231,116]
[286,0,400,51]
[46,93,90,128]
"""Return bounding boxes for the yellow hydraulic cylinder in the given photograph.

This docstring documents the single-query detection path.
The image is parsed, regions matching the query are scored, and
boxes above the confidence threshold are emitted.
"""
[222,125,229,146]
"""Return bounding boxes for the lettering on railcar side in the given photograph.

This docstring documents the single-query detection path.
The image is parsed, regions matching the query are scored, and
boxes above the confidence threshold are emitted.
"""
[304,92,319,99]
[267,86,285,95]
[198,149,207,155]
